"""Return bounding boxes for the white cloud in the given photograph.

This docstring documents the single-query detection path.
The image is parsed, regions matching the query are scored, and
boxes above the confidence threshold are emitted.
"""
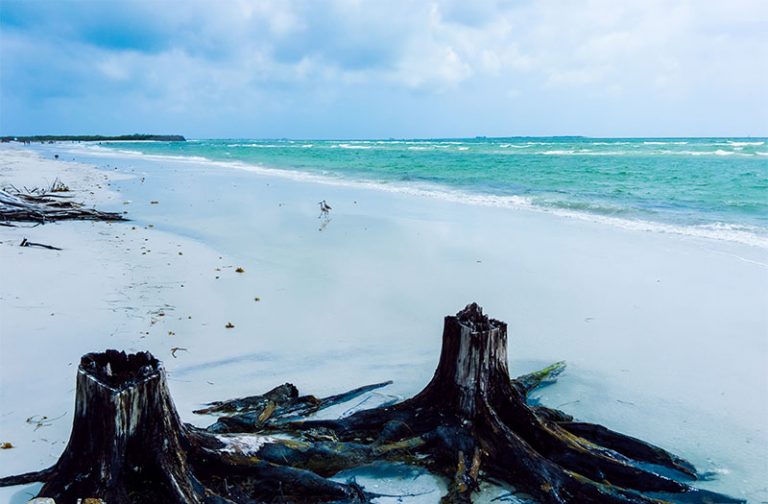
[1,0,766,136]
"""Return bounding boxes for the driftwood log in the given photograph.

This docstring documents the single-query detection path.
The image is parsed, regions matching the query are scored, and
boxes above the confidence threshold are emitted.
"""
[0,304,744,504]
[0,188,126,225]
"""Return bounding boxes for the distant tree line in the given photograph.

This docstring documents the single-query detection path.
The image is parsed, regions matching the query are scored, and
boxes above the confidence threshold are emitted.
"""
[1,134,186,143]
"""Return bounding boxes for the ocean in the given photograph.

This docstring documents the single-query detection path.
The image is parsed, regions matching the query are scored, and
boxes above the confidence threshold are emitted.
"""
[96,137,768,247]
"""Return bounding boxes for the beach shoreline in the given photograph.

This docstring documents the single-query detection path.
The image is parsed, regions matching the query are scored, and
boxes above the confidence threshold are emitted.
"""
[1,143,766,503]
[61,138,768,250]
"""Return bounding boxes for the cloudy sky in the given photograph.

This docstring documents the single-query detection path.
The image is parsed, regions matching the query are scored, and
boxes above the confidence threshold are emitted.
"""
[1,0,766,138]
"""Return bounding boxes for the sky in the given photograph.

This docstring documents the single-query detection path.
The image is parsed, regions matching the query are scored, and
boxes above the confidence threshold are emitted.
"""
[1,0,766,138]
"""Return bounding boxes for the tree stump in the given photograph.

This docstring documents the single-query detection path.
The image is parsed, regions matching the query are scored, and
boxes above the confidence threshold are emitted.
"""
[0,304,744,504]
[0,350,365,503]
[7,351,214,503]
[249,304,743,504]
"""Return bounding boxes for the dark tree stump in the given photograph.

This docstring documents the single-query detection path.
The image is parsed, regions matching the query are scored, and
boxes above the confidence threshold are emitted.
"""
[248,304,744,504]
[0,351,365,504]
[0,351,209,503]
[0,305,745,504]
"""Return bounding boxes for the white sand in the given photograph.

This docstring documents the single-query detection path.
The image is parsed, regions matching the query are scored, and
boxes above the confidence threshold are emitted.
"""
[0,147,266,502]
[0,143,766,503]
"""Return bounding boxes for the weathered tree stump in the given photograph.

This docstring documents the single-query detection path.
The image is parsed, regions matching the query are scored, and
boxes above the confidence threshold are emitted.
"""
[0,351,208,502]
[0,350,366,503]
[225,304,743,504]
[0,304,744,504]
[44,351,208,503]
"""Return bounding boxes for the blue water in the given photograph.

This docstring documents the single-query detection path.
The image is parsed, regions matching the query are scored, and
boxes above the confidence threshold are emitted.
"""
[97,137,768,246]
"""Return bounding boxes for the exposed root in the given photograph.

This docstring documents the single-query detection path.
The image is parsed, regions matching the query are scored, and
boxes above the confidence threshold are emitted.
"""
[0,467,55,486]
[201,381,393,433]
[558,422,698,478]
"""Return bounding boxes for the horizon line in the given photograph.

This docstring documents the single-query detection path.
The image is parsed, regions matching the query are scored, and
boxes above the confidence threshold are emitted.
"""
[4,134,768,142]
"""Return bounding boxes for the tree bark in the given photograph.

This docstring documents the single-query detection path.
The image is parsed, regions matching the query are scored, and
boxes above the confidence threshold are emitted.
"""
[414,305,510,417]
[24,351,210,503]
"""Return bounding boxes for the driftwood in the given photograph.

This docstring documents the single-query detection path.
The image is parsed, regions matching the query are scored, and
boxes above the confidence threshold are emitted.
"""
[20,238,63,251]
[0,304,744,504]
[0,188,126,225]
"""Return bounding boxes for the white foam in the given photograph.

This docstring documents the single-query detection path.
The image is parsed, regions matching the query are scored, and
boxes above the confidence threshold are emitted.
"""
[66,144,149,157]
[336,144,373,150]
[227,143,282,148]
[499,143,531,148]
[93,140,166,143]
[226,143,315,149]
[62,143,216,163]
[541,149,611,155]
[524,150,630,156]
[539,211,768,250]
[674,150,756,157]
[643,141,689,145]
[728,141,764,147]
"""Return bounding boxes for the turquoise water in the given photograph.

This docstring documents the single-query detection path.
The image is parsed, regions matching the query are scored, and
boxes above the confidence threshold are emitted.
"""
[99,137,768,245]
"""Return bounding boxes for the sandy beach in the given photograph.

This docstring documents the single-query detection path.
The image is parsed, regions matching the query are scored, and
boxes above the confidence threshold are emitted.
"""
[1,143,766,503]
